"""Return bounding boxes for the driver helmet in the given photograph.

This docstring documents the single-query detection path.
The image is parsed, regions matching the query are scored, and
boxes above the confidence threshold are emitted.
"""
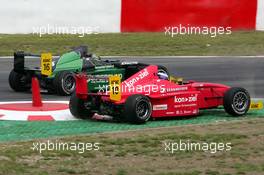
[157,72,169,80]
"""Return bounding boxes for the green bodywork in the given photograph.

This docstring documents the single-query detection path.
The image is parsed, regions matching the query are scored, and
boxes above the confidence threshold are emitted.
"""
[48,51,125,92]
[51,52,83,77]
[86,66,125,91]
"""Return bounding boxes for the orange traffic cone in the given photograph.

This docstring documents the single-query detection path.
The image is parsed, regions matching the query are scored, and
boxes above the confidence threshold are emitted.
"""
[31,77,43,107]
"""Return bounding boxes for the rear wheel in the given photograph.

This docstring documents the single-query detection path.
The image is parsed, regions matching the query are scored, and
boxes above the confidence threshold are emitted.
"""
[124,94,152,124]
[69,93,94,119]
[54,71,76,96]
[8,69,31,92]
[223,87,250,116]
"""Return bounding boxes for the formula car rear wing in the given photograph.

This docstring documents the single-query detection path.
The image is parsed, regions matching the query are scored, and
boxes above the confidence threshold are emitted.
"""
[13,51,41,73]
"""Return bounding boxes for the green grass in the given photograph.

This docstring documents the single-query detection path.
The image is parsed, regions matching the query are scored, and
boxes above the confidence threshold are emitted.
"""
[0,107,263,142]
[0,31,264,56]
[0,119,263,175]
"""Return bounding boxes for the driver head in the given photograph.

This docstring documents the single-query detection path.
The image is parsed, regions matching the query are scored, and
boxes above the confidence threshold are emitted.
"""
[157,72,169,80]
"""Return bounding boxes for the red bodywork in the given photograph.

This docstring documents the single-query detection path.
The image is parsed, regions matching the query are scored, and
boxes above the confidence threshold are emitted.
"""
[76,65,230,118]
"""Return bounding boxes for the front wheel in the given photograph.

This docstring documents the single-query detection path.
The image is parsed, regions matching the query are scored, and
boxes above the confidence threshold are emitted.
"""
[223,87,250,116]
[124,94,152,124]
[69,93,94,119]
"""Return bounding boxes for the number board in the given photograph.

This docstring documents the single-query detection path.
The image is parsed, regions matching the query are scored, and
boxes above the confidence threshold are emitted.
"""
[41,53,52,76]
[109,75,121,101]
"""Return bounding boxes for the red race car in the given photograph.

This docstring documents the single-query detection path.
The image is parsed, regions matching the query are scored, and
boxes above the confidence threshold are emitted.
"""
[69,65,251,124]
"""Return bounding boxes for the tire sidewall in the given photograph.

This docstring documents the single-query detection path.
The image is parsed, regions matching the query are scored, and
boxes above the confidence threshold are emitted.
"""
[125,95,152,124]
[69,93,94,119]
[8,70,30,92]
[224,87,250,116]
[54,71,76,95]
[134,96,152,121]
[61,72,76,95]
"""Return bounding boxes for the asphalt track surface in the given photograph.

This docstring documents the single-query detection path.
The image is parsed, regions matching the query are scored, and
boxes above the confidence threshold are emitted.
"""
[0,56,263,101]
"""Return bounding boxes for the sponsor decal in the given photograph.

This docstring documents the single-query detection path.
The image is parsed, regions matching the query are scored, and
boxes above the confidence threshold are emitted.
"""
[250,101,263,110]
[121,61,138,65]
[175,95,197,103]
[183,110,192,114]
[124,68,149,88]
[176,110,180,115]
[87,74,122,83]
[193,109,198,114]
[95,65,114,69]
[166,86,188,92]
[174,103,197,108]
[153,104,168,111]
[175,110,197,115]
[166,111,175,115]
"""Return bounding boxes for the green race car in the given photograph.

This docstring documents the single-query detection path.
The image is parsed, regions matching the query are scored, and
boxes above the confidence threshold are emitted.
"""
[9,46,169,96]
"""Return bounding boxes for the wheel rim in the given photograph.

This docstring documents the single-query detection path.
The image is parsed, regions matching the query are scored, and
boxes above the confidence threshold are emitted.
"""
[232,91,249,113]
[62,74,75,93]
[136,101,150,119]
